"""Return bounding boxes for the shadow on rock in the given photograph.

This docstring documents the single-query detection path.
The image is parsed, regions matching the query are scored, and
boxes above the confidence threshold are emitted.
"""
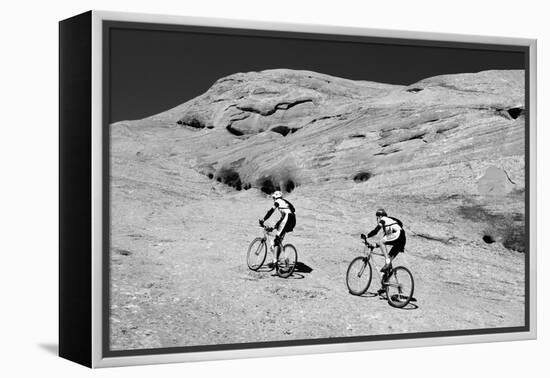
[281,272,305,280]
[377,294,419,310]
[270,262,312,279]
[294,261,313,274]
[361,291,379,298]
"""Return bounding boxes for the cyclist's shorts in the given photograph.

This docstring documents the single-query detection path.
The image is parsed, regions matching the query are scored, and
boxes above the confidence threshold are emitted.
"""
[384,230,406,257]
[283,213,296,233]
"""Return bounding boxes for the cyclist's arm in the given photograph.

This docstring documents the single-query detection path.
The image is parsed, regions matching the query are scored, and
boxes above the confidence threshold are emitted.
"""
[367,224,381,238]
[263,205,277,221]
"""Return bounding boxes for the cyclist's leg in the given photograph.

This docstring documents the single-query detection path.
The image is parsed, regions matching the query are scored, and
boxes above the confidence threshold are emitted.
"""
[275,213,292,262]
[379,239,389,260]
[381,232,399,271]
[274,233,284,261]
[379,238,391,270]
[275,230,288,262]
[388,245,398,264]
[377,266,390,295]
[271,214,287,264]
[268,236,275,262]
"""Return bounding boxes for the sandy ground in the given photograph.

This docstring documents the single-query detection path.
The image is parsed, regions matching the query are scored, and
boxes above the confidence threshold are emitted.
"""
[109,154,525,350]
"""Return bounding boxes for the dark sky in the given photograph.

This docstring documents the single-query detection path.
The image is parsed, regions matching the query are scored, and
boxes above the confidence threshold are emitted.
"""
[109,26,525,123]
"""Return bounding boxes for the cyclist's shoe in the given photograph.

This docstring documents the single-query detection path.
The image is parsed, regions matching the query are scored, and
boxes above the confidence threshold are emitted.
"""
[376,288,386,296]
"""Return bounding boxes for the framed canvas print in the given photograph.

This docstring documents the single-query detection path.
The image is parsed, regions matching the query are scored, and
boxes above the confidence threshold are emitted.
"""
[59,10,537,368]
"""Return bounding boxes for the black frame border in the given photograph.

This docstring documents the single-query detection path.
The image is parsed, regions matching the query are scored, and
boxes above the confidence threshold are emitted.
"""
[59,11,93,368]
[101,19,531,359]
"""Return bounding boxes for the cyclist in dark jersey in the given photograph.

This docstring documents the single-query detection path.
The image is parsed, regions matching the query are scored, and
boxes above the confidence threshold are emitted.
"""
[259,191,296,266]
[361,208,406,273]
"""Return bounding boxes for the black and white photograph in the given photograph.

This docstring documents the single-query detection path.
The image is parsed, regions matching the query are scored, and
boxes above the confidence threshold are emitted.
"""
[105,20,529,353]
[4,0,550,376]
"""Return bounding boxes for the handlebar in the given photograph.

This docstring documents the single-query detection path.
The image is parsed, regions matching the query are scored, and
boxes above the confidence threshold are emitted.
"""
[258,220,274,233]
[360,234,376,250]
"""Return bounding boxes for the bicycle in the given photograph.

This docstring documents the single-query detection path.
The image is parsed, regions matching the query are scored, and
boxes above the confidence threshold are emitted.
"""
[246,223,298,278]
[346,236,414,308]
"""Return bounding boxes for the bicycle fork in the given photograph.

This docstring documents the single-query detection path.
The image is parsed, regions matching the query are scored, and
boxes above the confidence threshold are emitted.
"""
[358,256,370,277]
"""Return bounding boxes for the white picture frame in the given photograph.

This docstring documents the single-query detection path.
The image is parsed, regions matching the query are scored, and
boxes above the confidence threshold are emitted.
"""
[59,10,537,368]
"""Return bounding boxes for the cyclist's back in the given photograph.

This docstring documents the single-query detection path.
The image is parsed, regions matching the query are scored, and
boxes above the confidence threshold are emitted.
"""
[364,208,406,271]
[259,191,297,265]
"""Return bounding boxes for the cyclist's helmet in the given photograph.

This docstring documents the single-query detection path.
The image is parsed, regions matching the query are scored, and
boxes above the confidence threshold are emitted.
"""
[272,190,283,200]
[375,208,387,217]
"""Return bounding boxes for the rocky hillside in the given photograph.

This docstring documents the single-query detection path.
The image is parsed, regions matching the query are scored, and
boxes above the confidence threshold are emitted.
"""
[110,69,526,350]
[114,68,525,249]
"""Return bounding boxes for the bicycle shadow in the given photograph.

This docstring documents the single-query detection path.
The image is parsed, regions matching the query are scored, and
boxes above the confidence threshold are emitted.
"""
[376,294,419,310]
[295,261,313,274]
[257,265,275,273]
[270,261,313,280]
[352,290,419,310]
[362,291,379,298]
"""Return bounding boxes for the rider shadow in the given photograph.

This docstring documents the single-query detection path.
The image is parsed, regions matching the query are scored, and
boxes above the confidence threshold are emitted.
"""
[295,261,313,274]
[401,296,419,310]
[289,261,313,280]
[270,261,313,280]
[362,291,379,298]
[377,294,419,310]
[257,266,274,273]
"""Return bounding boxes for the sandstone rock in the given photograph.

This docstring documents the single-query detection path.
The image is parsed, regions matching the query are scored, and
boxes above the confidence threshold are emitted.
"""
[109,70,527,349]
[112,68,525,249]
[477,166,516,197]
[138,69,524,198]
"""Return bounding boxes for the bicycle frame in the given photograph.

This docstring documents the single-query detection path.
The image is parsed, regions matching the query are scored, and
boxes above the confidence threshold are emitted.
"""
[346,239,413,307]
[260,225,283,258]
[362,242,400,287]
[362,244,386,283]
[252,224,296,278]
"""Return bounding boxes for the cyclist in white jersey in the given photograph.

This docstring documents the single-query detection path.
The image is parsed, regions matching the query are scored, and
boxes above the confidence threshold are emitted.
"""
[361,208,406,273]
[259,191,296,265]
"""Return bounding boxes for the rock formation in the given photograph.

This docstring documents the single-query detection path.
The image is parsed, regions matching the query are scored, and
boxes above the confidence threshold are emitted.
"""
[109,69,526,350]
[118,69,524,199]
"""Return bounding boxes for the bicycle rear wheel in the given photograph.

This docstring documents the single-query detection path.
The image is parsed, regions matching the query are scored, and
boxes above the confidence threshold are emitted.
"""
[247,237,267,271]
[385,266,414,308]
[346,256,372,296]
[277,244,297,278]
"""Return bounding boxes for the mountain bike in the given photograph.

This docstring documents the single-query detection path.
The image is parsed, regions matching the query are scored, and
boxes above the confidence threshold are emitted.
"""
[346,236,414,308]
[246,223,297,278]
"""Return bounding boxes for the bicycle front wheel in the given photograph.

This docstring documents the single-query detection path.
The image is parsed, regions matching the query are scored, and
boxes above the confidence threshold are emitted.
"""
[247,237,267,271]
[346,256,372,296]
[277,244,297,278]
[385,266,414,308]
